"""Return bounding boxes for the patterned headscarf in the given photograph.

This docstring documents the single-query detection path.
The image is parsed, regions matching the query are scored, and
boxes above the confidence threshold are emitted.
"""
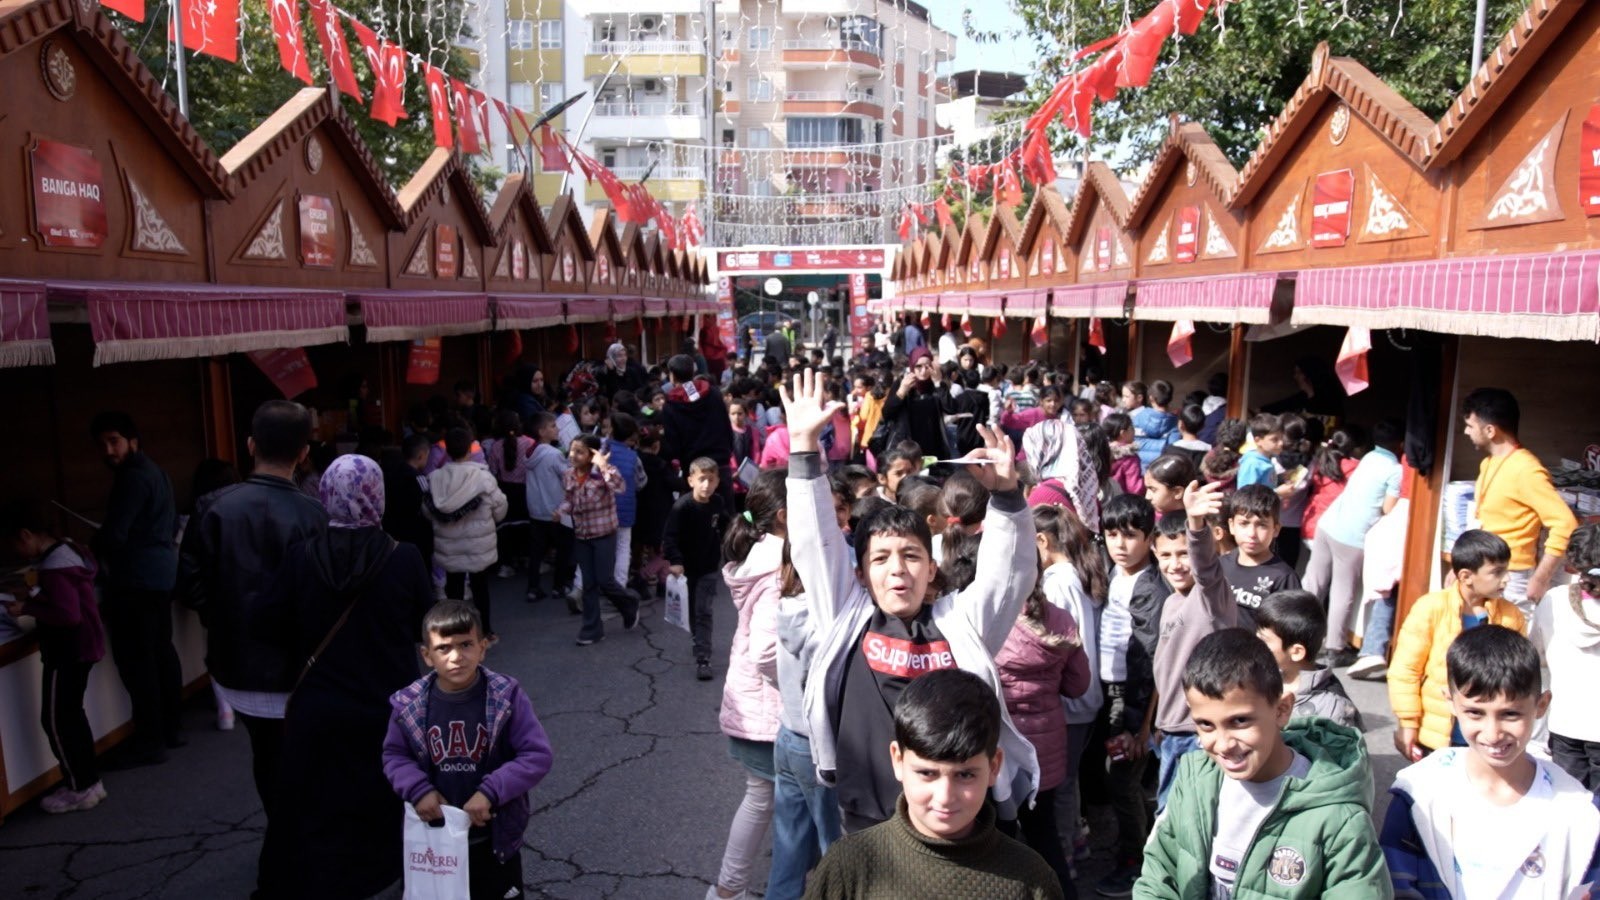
[1023,418,1101,531]
[606,342,628,371]
[319,454,385,529]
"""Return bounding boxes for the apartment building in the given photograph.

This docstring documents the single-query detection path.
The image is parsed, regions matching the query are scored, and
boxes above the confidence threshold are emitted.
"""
[467,0,954,245]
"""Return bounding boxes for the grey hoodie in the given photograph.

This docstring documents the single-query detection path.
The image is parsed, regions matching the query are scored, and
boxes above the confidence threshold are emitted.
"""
[775,592,817,735]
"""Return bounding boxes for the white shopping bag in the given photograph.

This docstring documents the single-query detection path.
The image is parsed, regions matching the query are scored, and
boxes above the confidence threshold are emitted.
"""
[663,573,690,632]
[402,803,471,900]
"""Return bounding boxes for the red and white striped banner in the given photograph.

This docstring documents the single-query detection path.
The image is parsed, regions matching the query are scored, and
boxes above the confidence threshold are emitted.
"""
[0,280,53,368]
[60,281,345,366]
[1048,281,1129,319]
[1293,250,1600,342]
[1132,272,1280,324]
[352,291,490,343]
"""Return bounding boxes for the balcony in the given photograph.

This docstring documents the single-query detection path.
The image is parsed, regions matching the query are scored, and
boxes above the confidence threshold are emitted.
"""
[585,168,705,205]
[588,101,707,140]
[781,89,883,117]
[584,40,706,78]
[784,144,882,169]
[791,197,880,219]
[780,38,881,73]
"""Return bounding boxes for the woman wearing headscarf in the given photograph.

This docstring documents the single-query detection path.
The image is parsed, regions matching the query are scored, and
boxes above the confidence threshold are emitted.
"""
[599,342,651,399]
[263,454,434,899]
[504,363,549,424]
[879,346,958,459]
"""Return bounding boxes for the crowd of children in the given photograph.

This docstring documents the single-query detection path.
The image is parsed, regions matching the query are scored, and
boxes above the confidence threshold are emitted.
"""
[7,327,1600,900]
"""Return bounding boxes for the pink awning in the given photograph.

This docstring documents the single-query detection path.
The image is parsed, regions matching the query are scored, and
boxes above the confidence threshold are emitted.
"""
[612,296,644,319]
[492,294,565,331]
[352,291,491,343]
[1004,288,1048,318]
[1132,272,1281,324]
[968,291,1005,316]
[53,281,346,366]
[566,296,611,324]
[1293,250,1600,341]
[1049,281,1128,319]
[642,297,668,318]
[938,291,970,316]
[0,279,52,368]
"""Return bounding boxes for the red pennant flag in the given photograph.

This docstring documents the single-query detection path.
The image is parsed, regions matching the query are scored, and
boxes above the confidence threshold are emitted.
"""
[960,313,973,337]
[103,0,145,22]
[934,197,954,232]
[1031,316,1049,348]
[173,0,239,62]
[1175,0,1214,35]
[897,209,913,241]
[1087,317,1107,351]
[940,313,952,330]
[1083,50,1122,101]
[912,204,929,226]
[308,0,361,102]
[502,329,523,366]
[471,89,493,154]
[268,0,313,84]
[247,348,317,398]
[424,65,453,149]
[681,202,705,248]
[451,79,480,154]
[493,99,528,170]
[920,311,931,330]
[1335,326,1372,395]
[991,316,1008,339]
[351,22,407,125]
[1167,319,1195,367]
[996,163,1023,207]
[566,325,579,354]
[1117,0,1177,89]
[538,126,570,172]
[1021,132,1057,187]
[604,320,618,342]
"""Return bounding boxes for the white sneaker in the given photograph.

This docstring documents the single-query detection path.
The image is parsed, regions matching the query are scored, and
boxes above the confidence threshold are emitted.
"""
[704,888,747,900]
[1347,656,1388,680]
[41,782,104,813]
[217,706,235,731]
[496,565,516,579]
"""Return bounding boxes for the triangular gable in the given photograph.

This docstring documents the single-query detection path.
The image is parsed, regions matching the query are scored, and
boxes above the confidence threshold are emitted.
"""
[936,228,958,285]
[0,0,228,282]
[907,239,925,290]
[1019,186,1071,280]
[486,173,550,290]
[215,87,401,287]
[643,232,666,296]
[955,214,987,284]
[1423,0,1587,168]
[620,222,649,290]
[1064,162,1134,277]
[1233,43,1434,207]
[544,192,593,291]
[1123,120,1244,273]
[394,148,495,287]
[1126,119,1239,229]
[667,248,686,297]
[980,204,1024,283]
[586,208,625,292]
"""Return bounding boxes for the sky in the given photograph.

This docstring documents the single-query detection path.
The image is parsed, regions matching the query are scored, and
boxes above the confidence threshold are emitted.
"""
[918,0,1041,75]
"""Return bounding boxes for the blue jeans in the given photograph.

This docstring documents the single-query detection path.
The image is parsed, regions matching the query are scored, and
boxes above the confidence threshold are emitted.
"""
[767,726,841,900]
[1359,594,1396,659]
[1155,731,1201,814]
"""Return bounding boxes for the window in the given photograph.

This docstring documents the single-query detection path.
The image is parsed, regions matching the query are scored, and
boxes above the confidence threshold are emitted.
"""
[721,128,735,147]
[601,148,617,167]
[748,27,772,51]
[893,86,904,109]
[746,77,773,101]
[509,81,534,112]
[539,19,562,50]
[746,127,771,148]
[540,82,565,110]
[918,50,928,73]
[918,99,929,121]
[508,20,534,50]
[786,117,864,146]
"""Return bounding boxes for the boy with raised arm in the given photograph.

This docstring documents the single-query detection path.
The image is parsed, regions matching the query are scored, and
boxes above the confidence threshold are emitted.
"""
[781,370,1041,835]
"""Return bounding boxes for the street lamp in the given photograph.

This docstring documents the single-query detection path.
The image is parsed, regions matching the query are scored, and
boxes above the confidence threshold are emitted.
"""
[523,91,586,174]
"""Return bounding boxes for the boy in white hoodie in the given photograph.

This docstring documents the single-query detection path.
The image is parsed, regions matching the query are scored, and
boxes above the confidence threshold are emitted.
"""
[1529,522,1600,790]
[427,426,507,638]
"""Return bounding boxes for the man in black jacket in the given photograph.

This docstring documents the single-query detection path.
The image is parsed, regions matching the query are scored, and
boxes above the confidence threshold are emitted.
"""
[90,411,182,768]
[660,354,735,504]
[179,400,326,899]
[763,326,792,369]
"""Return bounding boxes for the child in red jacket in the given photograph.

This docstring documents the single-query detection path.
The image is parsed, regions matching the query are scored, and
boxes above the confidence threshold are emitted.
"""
[2,501,107,813]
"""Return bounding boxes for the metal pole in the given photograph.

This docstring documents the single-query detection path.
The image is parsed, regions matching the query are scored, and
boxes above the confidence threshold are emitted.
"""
[1470,0,1488,74]
[703,0,717,247]
[559,58,623,196]
[170,0,189,117]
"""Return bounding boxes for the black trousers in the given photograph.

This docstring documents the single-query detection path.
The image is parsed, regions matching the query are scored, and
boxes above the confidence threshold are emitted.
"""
[469,843,522,899]
[527,519,575,596]
[41,660,98,791]
[1552,732,1600,793]
[999,787,1078,899]
[239,713,287,899]
[445,569,493,636]
[101,587,183,753]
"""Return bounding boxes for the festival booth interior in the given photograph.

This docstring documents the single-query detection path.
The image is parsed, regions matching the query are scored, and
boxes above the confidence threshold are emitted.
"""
[1122,120,1262,410]
[212,86,411,456]
[485,171,569,398]
[962,203,1025,367]
[1012,186,1072,367]
[1054,161,1137,377]
[543,192,601,364]
[0,0,302,815]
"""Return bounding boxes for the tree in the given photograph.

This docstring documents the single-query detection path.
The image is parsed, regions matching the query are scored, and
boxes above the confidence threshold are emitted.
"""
[989,0,1527,168]
[113,0,480,186]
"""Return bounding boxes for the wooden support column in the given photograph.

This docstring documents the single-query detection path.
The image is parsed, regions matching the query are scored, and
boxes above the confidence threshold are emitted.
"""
[476,333,494,404]
[1126,319,1142,383]
[1226,324,1249,418]
[378,343,403,435]
[1066,319,1081,383]
[1395,334,1461,635]
[202,358,235,464]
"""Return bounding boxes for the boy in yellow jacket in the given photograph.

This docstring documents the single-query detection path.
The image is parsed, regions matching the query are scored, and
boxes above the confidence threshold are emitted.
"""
[1388,530,1525,760]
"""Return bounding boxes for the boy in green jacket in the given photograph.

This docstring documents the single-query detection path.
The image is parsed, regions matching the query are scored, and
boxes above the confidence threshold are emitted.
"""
[1134,629,1390,900]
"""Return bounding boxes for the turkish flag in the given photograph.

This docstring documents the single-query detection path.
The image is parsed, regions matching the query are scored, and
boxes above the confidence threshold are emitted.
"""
[309,0,361,102]
[996,163,1023,207]
[566,325,579,354]
[424,65,453,149]
[1335,326,1372,395]
[1031,316,1049,348]
[1063,78,1094,138]
[173,0,239,62]
[960,314,973,337]
[1167,319,1195,367]
[351,22,408,125]
[1117,0,1176,89]
[1087,317,1106,352]
[539,125,570,172]
[991,317,1007,339]
[1021,131,1056,186]
[920,311,931,330]
[1083,50,1122,101]
[268,0,313,84]
[897,209,913,241]
[934,197,954,232]
[248,347,317,398]
[103,0,144,22]
[1175,0,1215,35]
[471,89,493,154]
[451,79,480,154]
[681,202,705,247]
[940,313,952,330]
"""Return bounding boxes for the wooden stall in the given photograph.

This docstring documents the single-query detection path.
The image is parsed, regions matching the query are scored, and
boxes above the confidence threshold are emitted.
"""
[544,194,601,359]
[1056,162,1136,375]
[486,172,567,381]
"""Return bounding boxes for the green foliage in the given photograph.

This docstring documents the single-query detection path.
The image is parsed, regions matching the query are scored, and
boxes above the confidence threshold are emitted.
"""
[113,0,479,185]
[995,0,1528,168]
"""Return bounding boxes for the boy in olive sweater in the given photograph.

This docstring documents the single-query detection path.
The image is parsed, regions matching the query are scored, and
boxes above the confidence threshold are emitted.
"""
[804,669,1062,900]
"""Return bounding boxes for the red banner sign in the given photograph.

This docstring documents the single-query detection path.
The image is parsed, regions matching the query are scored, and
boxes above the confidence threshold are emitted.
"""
[406,338,442,385]
[595,254,611,285]
[717,247,887,272]
[1582,105,1600,217]
[248,347,317,398]
[298,194,336,268]
[1311,169,1355,248]
[1041,238,1056,275]
[1175,206,1200,263]
[716,276,738,353]
[1095,227,1113,271]
[849,273,870,353]
[435,225,458,279]
[31,140,107,249]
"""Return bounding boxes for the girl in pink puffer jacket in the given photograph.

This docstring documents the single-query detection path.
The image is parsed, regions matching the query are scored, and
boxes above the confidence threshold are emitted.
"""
[994,579,1090,890]
[707,470,788,900]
